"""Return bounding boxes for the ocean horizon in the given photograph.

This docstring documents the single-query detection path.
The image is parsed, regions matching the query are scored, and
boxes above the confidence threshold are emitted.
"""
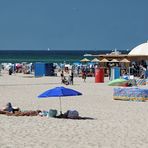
[0,50,129,64]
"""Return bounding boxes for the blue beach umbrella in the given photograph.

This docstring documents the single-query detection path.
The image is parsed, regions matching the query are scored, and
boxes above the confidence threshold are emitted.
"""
[38,86,82,114]
[73,62,82,67]
[87,62,94,66]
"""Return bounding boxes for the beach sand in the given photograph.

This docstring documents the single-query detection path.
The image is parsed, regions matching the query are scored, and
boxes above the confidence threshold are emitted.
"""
[0,71,148,148]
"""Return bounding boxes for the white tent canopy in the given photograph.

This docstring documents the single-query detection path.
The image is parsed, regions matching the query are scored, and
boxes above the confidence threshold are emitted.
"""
[91,58,100,62]
[110,59,119,62]
[128,42,148,55]
[80,58,90,62]
[100,58,109,62]
[120,58,130,63]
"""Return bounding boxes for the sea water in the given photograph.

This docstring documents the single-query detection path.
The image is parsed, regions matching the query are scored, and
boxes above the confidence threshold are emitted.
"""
[0,50,128,64]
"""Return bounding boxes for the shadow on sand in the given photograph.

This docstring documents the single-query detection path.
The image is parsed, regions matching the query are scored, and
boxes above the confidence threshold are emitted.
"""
[55,115,96,120]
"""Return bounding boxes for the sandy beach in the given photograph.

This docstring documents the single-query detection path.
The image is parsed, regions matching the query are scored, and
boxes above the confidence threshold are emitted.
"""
[0,71,148,148]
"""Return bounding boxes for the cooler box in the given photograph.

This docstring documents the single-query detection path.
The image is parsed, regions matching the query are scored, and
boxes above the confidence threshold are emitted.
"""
[48,109,57,117]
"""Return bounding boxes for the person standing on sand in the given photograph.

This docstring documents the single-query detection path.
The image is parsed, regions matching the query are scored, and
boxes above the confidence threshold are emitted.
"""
[82,71,86,82]
[70,71,74,85]
[60,70,64,84]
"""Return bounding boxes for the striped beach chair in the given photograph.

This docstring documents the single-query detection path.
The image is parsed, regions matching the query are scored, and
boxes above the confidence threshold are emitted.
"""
[136,79,146,86]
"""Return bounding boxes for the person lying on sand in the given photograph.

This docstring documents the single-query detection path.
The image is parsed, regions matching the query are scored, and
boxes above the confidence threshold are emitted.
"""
[0,102,41,116]
[0,110,41,116]
[0,103,94,119]
[2,102,20,113]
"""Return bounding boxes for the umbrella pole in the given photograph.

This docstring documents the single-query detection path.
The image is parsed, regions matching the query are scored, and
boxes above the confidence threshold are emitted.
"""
[59,97,62,115]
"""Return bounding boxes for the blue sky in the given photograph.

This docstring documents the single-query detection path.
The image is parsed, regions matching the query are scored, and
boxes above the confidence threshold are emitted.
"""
[0,0,148,50]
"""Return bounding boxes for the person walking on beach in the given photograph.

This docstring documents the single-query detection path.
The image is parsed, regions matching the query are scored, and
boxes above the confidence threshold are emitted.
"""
[82,71,86,82]
[70,71,74,85]
[61,70,64,84]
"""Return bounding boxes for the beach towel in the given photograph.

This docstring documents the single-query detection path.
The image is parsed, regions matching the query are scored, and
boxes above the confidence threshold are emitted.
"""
[113,87,148,101]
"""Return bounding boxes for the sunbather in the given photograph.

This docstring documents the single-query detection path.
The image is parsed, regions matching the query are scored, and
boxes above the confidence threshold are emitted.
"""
[12,110,41,116]
[0,109,41,116]
[2,102,20,113]
[0,102,42,116]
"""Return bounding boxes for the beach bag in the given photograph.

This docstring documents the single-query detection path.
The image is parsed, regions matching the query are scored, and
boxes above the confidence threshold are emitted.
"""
[42,110,48,116]
[67,110,79,119]
[48,109,57,117]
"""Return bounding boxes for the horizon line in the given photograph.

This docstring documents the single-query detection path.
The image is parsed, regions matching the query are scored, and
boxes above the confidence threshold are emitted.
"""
[0,49,128,51]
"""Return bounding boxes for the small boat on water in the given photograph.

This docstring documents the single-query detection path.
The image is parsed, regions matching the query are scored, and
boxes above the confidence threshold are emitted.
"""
[106,49,121,55]
[83,53,92,57]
